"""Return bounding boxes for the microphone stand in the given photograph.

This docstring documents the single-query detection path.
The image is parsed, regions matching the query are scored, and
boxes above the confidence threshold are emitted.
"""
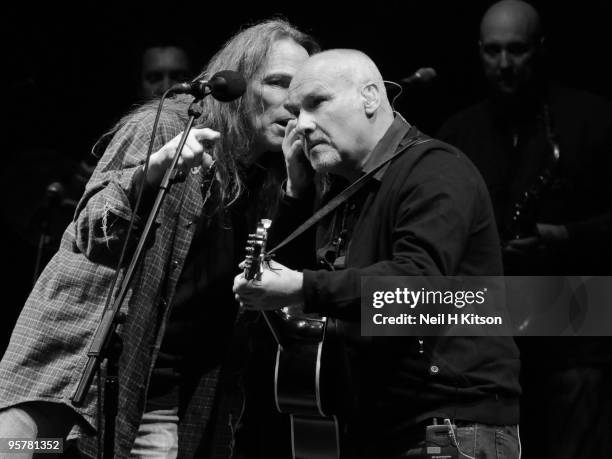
[71,97,205,458]
[33,184,66,285]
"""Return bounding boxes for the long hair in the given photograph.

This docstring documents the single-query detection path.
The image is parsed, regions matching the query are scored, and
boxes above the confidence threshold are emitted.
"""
[98,19,319,208]
[196,18,319,205]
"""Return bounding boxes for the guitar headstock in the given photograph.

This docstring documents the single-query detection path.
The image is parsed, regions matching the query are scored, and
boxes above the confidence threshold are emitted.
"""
[244,218,272,281]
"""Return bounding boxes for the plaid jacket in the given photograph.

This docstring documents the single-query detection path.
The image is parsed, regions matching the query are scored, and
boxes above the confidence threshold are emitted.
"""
[0,100,235,458]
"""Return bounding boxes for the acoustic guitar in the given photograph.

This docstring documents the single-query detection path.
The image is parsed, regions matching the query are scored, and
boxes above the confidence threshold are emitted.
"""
[243,218,341,459]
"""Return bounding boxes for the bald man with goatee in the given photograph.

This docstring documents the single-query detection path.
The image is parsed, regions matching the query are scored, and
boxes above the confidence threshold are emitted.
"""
[235,49,521,458]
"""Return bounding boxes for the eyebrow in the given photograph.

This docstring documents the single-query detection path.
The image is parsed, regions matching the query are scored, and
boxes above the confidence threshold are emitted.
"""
[261,71,293,83]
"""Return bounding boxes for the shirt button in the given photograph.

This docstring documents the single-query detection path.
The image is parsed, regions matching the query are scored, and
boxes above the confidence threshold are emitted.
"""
[429,365,439,375]
[171,260,180,270]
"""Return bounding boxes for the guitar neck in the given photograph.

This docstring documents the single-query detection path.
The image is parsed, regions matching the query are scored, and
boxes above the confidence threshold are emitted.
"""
[244,218,286,349]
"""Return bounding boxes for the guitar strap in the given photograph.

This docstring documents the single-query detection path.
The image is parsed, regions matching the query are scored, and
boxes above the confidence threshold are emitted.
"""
[267,136,432,257]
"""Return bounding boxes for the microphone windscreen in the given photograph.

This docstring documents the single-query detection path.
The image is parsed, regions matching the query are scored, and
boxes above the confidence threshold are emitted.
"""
[209,70,247,102]
[45,182,65,199]
[42,181,66,209]
[415,67,437,83]
[400,67,438,85]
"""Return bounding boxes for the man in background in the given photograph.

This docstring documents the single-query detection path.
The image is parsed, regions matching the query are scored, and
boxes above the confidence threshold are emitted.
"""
[437,1,612,457]
[139,41,193,99]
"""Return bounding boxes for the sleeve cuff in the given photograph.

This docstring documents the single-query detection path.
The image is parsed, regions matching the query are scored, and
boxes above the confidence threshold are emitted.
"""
[302,269,326,314]
[280,180,315,205]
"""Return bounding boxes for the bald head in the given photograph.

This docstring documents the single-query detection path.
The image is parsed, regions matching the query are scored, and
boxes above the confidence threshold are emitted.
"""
[292,49,393,113]
[306,50,382,85]
[481,0,541,43]
[479,0,543,96]
[285,49,395,180]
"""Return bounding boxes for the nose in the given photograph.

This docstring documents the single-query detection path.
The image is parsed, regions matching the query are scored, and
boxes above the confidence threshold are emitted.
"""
[499,50,511,69]
[295,111,315,136]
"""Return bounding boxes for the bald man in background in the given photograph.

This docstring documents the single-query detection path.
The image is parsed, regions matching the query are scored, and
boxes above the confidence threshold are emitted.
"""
[437,1,612,457]
[235,49,521,458]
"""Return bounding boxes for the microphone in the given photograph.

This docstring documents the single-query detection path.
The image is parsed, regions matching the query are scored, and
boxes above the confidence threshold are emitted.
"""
[43,182,66,208]
[37,181,66,228]
[400,67,437,86]
[168,70,246,101]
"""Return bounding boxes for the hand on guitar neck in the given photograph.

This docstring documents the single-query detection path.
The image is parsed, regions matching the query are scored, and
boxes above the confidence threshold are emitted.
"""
[234,258,305,311]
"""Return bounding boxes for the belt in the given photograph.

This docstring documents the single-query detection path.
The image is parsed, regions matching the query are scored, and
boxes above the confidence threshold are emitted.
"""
[367,418,476,459]
[411,417,473,432]
[394,418,474,450]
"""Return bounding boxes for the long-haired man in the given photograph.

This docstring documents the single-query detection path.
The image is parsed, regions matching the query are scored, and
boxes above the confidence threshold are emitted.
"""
[0,19,318,458]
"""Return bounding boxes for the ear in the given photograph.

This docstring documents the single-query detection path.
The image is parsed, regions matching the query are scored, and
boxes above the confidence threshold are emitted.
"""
[361,82,381,117]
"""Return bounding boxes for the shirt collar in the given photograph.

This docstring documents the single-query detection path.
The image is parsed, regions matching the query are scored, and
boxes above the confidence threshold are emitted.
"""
[361,113,416,181]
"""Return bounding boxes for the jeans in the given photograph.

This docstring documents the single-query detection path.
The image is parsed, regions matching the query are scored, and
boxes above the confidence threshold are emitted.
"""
[396,423,521,459]
[0,404,179,459]
[130,408,179,458]
[0,402,77,459]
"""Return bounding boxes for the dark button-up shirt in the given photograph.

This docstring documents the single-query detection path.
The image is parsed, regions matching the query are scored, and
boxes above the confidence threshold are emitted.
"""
[272,115,520,456]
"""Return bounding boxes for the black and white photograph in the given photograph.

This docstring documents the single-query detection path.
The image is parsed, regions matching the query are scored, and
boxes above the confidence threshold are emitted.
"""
[1,1,611,458]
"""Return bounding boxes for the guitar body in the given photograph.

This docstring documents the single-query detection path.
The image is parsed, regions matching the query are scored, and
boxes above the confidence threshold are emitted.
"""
[275,332,325,416]
[273,313,341,459]
[245,220,342,459]
[291,414,340,459]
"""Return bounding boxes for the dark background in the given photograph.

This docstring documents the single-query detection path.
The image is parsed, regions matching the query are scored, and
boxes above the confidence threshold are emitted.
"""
[1,0,611,347]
